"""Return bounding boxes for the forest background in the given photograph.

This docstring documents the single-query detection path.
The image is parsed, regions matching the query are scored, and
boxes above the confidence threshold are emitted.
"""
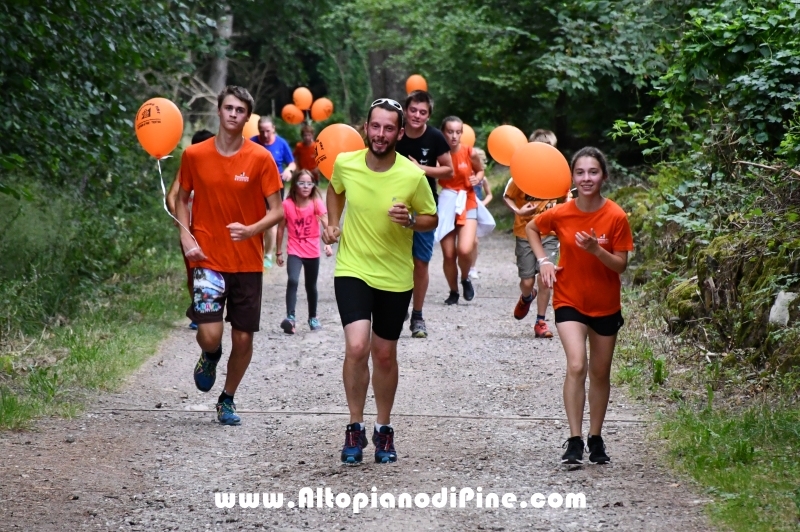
[1,1,799,530]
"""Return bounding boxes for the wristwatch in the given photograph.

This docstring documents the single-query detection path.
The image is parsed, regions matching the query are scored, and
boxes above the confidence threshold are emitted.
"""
[404,212,416,228]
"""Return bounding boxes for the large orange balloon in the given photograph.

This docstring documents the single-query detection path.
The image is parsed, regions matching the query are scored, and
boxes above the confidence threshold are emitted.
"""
[510,142,572,200]
[293,87,313,110]
[281,104,304,125]
[406,74,428,94]
[310,98,334,122]
[314,124,365,179]
[134,97,183,159]
[487,125,527,166]
[242,113,260,140]
[461,124,476,148]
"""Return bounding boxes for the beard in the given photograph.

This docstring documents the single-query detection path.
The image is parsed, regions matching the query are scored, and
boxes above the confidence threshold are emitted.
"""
[367,135,397,158]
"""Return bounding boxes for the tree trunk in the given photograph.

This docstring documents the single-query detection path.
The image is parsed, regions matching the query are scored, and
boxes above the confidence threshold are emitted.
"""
[206,4,232,131]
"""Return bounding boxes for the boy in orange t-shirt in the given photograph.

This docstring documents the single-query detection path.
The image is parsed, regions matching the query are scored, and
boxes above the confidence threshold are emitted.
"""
[175,86,283,426]
[526,146,633,466]
[293,124,320,183]
[503,129,563,338]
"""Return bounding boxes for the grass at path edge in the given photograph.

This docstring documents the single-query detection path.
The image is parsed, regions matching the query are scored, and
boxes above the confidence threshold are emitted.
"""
[0,254,186,429]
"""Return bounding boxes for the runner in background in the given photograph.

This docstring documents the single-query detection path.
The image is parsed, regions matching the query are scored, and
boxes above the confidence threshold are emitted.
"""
[293,124,320,183]
[176,86,283,426]
[504,129,561,338]
[250,116,296,269]
[526,146,633,465]
[468,147,491,280]
[167,129,215,330]
[324,98,438,464]
[395,90,453,338]
[436,116,486,305]
[275,170,332,334]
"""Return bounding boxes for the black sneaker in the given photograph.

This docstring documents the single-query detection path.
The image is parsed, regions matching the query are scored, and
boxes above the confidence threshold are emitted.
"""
[444,291,459,305]
[587,435,611,464]
[372,426,397,463]
[461,278,475,301]
[561,436,584,464]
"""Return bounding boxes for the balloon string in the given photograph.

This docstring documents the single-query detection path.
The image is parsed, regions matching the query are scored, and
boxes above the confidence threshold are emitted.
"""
[157,156,198,249]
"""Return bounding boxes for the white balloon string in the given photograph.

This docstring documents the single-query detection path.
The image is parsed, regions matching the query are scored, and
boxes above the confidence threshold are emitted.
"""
[157,156,198,248]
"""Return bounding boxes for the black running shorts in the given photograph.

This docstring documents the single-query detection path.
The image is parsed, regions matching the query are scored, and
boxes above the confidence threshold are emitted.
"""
[334,276,413,341]
[186,268,263,333]
[554,306,624,337]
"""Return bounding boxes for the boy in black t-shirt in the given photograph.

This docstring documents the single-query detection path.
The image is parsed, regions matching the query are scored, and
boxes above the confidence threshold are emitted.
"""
[395,90,453,338]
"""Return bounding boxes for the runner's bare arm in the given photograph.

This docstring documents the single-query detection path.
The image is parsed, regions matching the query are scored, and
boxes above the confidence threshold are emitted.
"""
[576,229,628,273]
[227,191,284,241]
[469,150,485,186]
[176,186,206,261]
[166,168,181,216]
[408,151,453,180]
[526,218,562,288]
[481,180,493,206]
[275,217,286,266]
[323,186,345,244]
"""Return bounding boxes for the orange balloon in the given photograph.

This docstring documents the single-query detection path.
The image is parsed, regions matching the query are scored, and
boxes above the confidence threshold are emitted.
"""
[405,74,428,94]
[310,98,334,122]
[134,97,183,159]
[281,104,304,125]
[509,142,572,200]
[314,124,365,179]
[461,124,476,148]
[487,125,527,166]
[242,113,260,140]
[293,87,313,110]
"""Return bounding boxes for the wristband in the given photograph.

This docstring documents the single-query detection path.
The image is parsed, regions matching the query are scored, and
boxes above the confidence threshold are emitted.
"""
[276,251,283,255]
[536,256,549,264]
[539,260,553,267]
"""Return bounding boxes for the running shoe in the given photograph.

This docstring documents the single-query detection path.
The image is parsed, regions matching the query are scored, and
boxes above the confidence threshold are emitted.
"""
[561,436,584,464]
[409,317,427,338]
[193,349,219,392]
[372,426,397,463]
[587,435,611,464]
[341,423,368,464]
[189,321,198,330]
[513,289,537,320]
[461,278,475,301]
[308,317,322,331]
[280,314,296,334]
[444,291,459,305]
[469,268,479,280]
[263,254,274,269]
[215,398,241,425]
[534,319,554,338]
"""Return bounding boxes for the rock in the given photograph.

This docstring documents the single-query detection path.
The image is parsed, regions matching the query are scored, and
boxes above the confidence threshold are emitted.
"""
[768,291,798,327]
[65,435,76,443]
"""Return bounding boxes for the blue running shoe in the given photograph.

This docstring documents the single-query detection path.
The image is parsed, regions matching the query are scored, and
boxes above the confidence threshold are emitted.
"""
[308,317,322,331]
[193,349,219,392]
[216,399,241,425]
[280,314,296,335]
[189,321,198,330]
[340,423,368,464]
[372,426,397,463]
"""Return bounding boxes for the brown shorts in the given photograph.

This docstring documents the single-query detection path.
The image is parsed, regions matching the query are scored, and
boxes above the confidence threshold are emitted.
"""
[186,268,263,333]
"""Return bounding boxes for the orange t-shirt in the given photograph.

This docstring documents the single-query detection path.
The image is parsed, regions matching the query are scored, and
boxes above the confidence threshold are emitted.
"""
[294,142,317,171]
[439,145,477,223]
[534,199,633,317]
[180,138,282,273]
[504,179,559,238]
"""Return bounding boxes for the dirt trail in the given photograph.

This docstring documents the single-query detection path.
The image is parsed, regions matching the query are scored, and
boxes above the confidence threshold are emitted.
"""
[0,232,712,531]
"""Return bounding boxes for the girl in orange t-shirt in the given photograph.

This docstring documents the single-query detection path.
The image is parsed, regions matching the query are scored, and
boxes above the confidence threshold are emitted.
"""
[438,116,485,305]
[526,146,633,466]
[293,124,320,183]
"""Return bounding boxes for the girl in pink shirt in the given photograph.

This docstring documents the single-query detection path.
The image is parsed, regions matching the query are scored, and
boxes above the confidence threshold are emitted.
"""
[276,170,332,333]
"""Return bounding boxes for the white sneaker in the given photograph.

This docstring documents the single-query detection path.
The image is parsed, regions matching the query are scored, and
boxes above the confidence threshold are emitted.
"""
[469,268,479,279]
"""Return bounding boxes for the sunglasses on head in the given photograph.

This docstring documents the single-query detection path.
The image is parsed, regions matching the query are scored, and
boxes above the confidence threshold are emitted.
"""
[370,98,404,113]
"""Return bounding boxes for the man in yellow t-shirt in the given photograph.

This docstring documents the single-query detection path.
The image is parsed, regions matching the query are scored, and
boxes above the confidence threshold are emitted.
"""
[323,98,437,465]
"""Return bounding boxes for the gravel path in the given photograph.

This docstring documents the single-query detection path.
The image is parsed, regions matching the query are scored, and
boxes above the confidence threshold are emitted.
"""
[0,231,712,531]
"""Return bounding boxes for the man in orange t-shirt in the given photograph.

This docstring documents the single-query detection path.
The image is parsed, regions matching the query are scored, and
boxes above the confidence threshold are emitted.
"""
[293,124,320,183]
[175,86,283,426]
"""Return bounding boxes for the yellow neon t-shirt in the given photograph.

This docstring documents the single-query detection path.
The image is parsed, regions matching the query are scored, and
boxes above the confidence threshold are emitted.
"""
[331,149,437,292]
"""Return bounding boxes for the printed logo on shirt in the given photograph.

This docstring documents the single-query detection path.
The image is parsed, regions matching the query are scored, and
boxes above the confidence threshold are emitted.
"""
[458,161,470,170]
[234,172,250,182]
[597,233,609,245]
